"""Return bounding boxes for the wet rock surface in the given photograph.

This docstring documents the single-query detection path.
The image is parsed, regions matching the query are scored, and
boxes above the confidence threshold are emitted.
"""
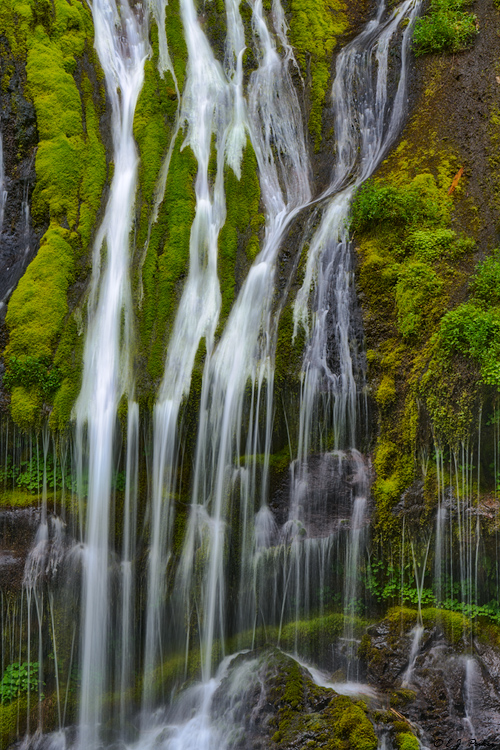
[0,506,39,589]
[270,450,371,538]
[359,612,500,748]
[0,34,41,323]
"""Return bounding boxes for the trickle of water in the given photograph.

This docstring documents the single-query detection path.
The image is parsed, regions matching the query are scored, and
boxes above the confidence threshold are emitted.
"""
[463,657,478,740]
[402,625,424,687]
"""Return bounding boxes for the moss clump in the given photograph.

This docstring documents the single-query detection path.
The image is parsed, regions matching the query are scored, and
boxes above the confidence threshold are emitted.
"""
[385,606,470,645]
[289,0,349,149]
[133,24,177,210]
[5,227,75,360]
[395,732,420,750]
[390,689,416,708]
[0,697,28,749]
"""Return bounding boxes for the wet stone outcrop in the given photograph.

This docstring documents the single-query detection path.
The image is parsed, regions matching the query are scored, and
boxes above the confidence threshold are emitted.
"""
[359,610,500,747]
[211,647,381,750]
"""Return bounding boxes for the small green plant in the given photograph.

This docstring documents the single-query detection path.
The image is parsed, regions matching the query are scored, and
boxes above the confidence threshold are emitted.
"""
[471,250,500,307]
[412,0,478,55]
[350,175,442,234]
[0,662,41,704]
[438,302,500,385]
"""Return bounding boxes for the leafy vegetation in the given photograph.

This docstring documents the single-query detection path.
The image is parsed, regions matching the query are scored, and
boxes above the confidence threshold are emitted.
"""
[0,663,40,705]
[412,0,478,55]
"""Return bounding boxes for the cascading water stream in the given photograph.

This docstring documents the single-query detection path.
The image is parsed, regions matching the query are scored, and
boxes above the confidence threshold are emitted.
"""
[175,0,311,682]
[74,1,147,746]
[131,0,423,744]
[142,0,249,707]
[288,0,421,671]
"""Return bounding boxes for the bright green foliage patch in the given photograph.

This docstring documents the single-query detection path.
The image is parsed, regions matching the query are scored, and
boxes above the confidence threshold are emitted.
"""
[0,663,39,705]
[412,0,478,55]
[437,302,500,386]
[289,0,349,148]
[396,732,420,750]
[352,166,479,535]
[351,174,446,234]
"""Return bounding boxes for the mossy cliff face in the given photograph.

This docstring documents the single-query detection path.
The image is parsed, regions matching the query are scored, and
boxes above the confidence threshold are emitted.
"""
[351,0,500,552]
[0,0,108,430]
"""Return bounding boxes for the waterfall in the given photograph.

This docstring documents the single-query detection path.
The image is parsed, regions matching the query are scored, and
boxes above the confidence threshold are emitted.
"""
[74,0,147,746]
[174,0,312,680]
[0,0,431,746]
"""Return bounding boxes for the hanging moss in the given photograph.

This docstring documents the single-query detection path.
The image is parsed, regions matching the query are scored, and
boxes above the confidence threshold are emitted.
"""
[133,24,178,214]
[164,0,188,92]
[5,227,75,360]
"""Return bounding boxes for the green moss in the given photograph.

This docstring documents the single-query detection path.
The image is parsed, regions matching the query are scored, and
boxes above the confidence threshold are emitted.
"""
[139,130,197,386]
[386,606,470,645]
[275,301,306,387]
[5,227,75,360]
[0,697,28,750]
[389,689,416,708]
[395,261,444,341]
[49,314,84,430]
[164,0,188,92]
[79,74,107,248]
[353,150,480,533]
[217,141,264,328]
[376,374,396,408]
[9,386,41,430]
[0,0,32,57]
[396,732,420,750]
[289,0,349,148]
[133,25,177,209]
